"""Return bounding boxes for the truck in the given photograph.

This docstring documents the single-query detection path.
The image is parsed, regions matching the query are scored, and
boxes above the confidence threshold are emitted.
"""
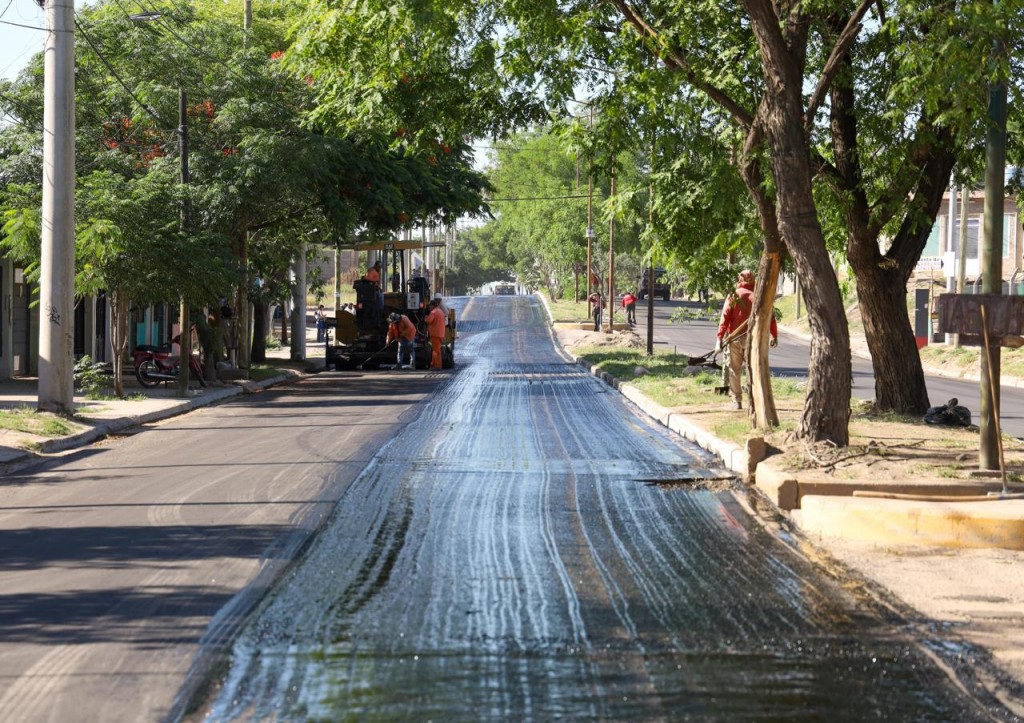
[493,283,516,296]
[326,239,456,370]
[637,267,671,302]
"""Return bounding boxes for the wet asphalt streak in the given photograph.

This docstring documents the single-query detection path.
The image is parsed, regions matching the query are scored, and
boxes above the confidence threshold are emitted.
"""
[206,295,993,721]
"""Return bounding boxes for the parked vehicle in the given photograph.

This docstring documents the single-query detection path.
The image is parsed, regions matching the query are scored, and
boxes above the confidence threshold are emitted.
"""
[494,283,516,296]
[637,267,671,301]
[131,341,206,388]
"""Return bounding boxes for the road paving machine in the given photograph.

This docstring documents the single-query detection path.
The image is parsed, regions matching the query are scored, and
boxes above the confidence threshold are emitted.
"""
[326,239,456,371]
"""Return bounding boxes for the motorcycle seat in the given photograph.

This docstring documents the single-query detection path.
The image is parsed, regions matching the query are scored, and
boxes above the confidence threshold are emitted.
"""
[135,344,171,353]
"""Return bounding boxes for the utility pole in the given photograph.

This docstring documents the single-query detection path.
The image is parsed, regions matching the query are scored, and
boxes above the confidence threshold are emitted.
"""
[586,105,594,300]
[177,87,191,396]
[38,0,76,413]
[607,161,615,332]
[954,181,970,348]
[290,242,307,361]
[243,0,252,31]
[979,48,1008,470]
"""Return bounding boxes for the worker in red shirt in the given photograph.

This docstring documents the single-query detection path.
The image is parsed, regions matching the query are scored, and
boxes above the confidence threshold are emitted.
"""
[715,269,778,409]
[425,299,447,370]
[621,291,637,325]
[386,312,417,369]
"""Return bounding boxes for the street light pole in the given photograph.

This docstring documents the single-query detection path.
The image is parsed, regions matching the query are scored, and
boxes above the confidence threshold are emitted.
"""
[38,0,76,413]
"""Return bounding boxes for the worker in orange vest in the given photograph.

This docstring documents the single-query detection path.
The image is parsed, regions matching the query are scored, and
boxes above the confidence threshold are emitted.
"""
[386,312,417,369]
[425,299,447,370]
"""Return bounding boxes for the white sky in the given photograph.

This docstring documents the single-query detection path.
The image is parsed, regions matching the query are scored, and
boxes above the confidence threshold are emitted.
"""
[0,0,46,81]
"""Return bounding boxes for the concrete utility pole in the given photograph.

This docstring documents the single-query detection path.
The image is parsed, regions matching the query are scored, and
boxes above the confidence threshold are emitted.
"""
[290,242,307,361]
[177,87,191,396]
[953,183,970,348]
[38,0,76,413]
[607,163,615,332]
[979,64,1008,470]
[243,0,252,31]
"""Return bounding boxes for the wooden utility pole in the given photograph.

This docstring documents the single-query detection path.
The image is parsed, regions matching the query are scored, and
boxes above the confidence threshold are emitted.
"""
[979,54,1008,470]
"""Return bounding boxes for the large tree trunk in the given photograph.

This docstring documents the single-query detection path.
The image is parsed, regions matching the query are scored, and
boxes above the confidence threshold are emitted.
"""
[828,45,938,415]
[856,262,930,411]
[747,0,851,445]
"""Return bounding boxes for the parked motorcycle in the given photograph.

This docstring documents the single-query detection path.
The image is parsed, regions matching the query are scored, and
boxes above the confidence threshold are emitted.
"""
[132,341,206,389]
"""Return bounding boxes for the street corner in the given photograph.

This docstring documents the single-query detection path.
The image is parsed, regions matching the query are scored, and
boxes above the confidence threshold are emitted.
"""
[793,494,1024,550]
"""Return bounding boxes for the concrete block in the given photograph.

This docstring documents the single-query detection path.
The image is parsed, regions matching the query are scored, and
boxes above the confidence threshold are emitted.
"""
[798,495,1024,550]
[754,464,800,511]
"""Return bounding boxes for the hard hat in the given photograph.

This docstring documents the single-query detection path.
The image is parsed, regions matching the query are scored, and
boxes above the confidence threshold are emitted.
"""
[434,292,443,301]
[389,312,401,323]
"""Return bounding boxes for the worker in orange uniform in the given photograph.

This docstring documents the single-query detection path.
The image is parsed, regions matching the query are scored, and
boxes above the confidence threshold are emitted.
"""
[364,260,383,311]
[715,269,777,409]
[386,312,417,369]
[425,298,447,370]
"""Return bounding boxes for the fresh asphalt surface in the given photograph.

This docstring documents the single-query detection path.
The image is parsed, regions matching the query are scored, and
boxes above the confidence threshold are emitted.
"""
[630,298,1022,437]
[202,295,993,720]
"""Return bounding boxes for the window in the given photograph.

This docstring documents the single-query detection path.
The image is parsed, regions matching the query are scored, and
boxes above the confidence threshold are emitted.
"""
[953,218,980,259]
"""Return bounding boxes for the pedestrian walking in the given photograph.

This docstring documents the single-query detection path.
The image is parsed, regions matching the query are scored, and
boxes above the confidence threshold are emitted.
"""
[621,291,637,325]
[588,290,603,332]
[715,270,778,409]
[426,299,446,370]
[386,312,417,368]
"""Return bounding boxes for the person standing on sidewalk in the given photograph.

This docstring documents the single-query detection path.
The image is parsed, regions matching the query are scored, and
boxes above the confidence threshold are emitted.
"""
[426,299,446,370]
[588,290,603,332]
[715,270,777,409]
[621,291,637,325]
[386,312,417,368]
[314,304,326,342]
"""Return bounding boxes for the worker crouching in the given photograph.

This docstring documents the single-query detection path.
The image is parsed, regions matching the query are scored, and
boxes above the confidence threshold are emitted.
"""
[386,312,417,369]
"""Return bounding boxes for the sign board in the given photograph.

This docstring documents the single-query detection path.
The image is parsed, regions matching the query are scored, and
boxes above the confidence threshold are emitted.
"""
[936,294,1024,346]
[915,257,943,271]
[586,227,595,239]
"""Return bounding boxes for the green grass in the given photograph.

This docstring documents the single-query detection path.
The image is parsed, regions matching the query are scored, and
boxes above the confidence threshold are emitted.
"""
[0,407,76,437]
[575,346,806,411]
[543,292,594,323]
[249,365,286,381]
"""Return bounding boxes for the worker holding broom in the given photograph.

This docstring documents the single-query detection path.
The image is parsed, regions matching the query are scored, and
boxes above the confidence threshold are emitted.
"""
[715,270,777,409]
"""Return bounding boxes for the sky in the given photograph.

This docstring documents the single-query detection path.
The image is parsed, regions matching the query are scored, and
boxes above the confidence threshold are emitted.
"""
[0,0,46,81]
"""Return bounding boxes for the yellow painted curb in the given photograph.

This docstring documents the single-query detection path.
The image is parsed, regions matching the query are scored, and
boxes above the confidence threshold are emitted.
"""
[795,495,1024,550]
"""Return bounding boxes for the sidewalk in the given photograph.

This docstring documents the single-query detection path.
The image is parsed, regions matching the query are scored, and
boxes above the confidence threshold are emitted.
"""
[0,330,327,468]
[549,321,1024,713]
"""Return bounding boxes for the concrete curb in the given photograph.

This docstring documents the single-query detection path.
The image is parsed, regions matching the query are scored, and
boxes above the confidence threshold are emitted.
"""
[572,356,749,477]
[31,370,300,456]
[794,495,1024,550]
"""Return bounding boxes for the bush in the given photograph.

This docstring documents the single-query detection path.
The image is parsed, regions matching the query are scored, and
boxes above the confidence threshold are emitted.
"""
[73,355,109,397]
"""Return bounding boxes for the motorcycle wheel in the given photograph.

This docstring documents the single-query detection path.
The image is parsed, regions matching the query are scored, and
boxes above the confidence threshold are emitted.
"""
[135,360,161,388]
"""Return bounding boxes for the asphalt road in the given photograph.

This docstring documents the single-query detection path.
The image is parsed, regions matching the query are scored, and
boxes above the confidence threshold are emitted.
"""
[632,298,1024,437]
[202,294,995,720]
[0,371,447,721]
